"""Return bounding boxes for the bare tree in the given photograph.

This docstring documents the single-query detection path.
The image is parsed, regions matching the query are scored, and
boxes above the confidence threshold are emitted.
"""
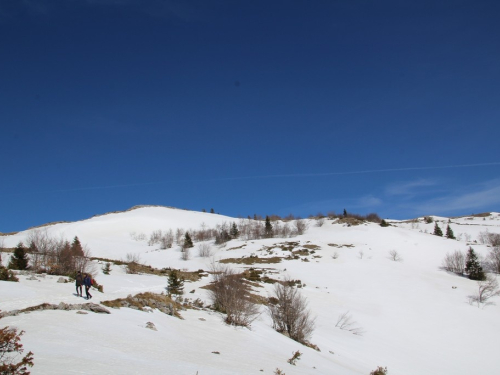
[469,274,500,307]
[294,220,309,235]
[487,247,500,274]
[478,231,500,246]
[442,251,466,275]
[315,218,325,227]
[180,247,191,261]
[197,242,212,258]
[159,230,174,249]
[148,230,163,246]
[388,250,402,262]
[268,279,315,343]
[208,262,260,327]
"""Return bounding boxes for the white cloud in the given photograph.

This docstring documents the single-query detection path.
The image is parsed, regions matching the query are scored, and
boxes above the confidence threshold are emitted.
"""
[385,178,438,196]
[410,179,500,215]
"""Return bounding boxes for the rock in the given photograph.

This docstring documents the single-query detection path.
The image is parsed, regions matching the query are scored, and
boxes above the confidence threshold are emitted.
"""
[76,311,88,315]
[198,318,206,321]
[57,277,66,283]
[27,276,38,281]
[145,322,157,331]
[86,303,111,314]
[58,302,70,310]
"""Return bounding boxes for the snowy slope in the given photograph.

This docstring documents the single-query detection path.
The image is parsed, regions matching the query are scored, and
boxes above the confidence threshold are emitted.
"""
[1,207,500,374]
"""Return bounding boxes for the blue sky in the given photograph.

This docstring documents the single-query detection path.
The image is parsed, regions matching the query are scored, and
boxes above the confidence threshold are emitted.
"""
[1,0,499,232]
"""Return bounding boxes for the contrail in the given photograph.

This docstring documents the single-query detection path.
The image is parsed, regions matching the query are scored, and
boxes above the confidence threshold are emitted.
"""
[3,162,500,196]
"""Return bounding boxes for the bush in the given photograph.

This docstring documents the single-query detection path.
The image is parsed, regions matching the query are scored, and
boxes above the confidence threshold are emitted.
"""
[268,279,315,343]
[0,267,18,282]
[487,247,500,274]
[125,253,141,274]
[442,251,465,275]
[370,366,388,375]
[0,324,34,374]
[208,263,259,327]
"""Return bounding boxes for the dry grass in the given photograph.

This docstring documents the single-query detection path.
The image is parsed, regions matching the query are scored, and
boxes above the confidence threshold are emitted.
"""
[219,256,283,265]
[102,292,184,318]
[90,257,205,281]
[302,244,320,250]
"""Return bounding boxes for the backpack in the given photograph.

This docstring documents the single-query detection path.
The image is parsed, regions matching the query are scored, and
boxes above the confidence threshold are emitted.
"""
[91,278,95,286]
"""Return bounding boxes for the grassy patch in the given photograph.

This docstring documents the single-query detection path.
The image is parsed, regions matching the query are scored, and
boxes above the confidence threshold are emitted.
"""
[302,244,320,250]
[90,257,205,281]
[227,244,247,251]
[102,292,183,318]
[219,256,282,265]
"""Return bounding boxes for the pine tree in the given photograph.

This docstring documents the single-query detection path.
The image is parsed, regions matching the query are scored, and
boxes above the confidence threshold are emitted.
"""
[465,247,485,280]
[230,222,239,238]
[183,232,194,249]
[102,262,111,275]
[265,216,273,238]
[445,225,455,239]
[71,236,84,257]
[8,242,29,270]
[167,270,184,295]
[210,208,215,214]
[433,223,443,236]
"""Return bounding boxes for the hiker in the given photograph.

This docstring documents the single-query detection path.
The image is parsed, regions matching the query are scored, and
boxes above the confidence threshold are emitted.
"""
[75,271,83,297]
[83,273,93,300]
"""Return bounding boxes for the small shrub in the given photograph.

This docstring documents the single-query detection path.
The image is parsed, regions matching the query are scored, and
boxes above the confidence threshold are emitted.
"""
[388,250,402,262]
[0,267,18,282]
[287,350,301,366]
[380,219,389,227]
[370,366,388,375]
[125,253,141,274]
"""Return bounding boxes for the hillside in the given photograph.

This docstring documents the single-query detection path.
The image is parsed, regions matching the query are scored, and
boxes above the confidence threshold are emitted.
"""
[1,207,500,374]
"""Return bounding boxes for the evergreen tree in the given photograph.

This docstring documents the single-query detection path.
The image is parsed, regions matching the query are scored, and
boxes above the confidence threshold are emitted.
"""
[433,223,443,236]
[210,208,215,214]
[167,269,184,295]
[102,262,111,275]
[465,247,485,280]
[71,236,84,257]
[445,225,455,239]
[265,216,273,238]
[230,222,239,238]
[8,242,29,270]
[183,232,194,249]
[201,208,206,212]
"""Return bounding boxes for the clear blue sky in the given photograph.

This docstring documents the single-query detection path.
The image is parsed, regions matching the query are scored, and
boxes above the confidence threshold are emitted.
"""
[1,0,499,232]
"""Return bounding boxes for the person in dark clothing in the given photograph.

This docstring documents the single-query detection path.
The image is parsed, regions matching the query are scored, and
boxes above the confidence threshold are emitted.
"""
[75,271,83,297]
[83,274,92,300]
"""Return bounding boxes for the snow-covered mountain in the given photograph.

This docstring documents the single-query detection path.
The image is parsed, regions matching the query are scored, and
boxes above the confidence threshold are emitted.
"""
[1,207,500,375]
